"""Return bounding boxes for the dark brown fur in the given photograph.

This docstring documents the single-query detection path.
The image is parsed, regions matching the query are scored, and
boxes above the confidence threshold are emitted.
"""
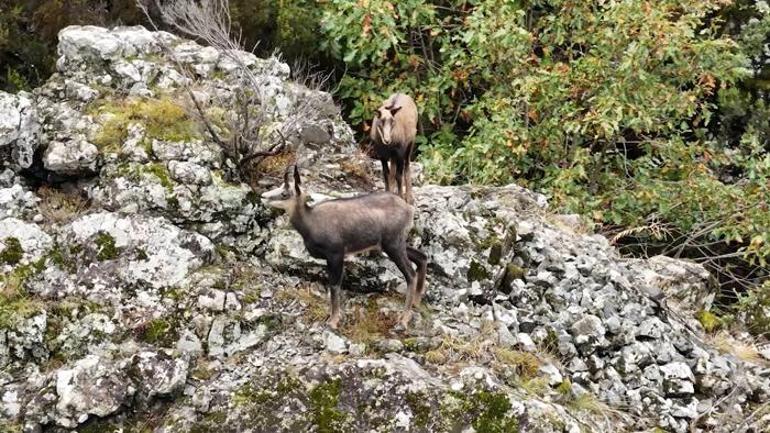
[262,166,428,329]
[370,93,418,204]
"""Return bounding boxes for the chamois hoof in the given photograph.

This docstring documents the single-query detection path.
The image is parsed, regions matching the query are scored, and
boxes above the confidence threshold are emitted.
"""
[326,316,340,330]
[396,310,413,330]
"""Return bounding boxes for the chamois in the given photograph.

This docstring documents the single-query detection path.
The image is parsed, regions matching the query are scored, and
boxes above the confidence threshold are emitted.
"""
[261,166,428,329]
[370,93,418,204]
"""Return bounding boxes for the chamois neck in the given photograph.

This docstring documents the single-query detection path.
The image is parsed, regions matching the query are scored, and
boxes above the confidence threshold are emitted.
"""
[288,198,312,231]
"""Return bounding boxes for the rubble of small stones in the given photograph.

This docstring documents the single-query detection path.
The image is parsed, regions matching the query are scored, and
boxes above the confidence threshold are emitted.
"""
[0,25,768,433]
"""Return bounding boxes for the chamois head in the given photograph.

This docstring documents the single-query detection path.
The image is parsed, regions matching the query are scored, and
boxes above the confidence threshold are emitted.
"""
[261,165,305,211]
[374,103,403,145]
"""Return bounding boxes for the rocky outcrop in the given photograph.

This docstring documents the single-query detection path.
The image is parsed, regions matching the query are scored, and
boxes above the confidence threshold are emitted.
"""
[0,25,768,433]
[0,92,40,170]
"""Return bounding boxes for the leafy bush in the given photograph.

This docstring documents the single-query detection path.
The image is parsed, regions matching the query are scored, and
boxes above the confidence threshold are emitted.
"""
[318,0,770,330]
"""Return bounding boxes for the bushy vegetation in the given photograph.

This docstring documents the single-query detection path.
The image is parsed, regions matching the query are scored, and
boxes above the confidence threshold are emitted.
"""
[1,0,769,332]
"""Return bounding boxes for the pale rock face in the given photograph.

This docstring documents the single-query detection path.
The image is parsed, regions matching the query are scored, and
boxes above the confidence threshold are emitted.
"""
[0,91,41,169]
[43,139,100,175]
[65,212,214,289]
[0,217,53,261]
[55,355,133,427]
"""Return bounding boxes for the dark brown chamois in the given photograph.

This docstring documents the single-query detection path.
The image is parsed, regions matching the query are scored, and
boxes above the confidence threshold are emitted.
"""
[370,93,418,204]
[261,166,428,329]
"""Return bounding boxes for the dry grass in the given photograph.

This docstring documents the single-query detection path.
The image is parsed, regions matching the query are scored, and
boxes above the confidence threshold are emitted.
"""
[423,320,505,365]
[710,331,765,364]
[568,392,613,414]
[340,296,399,344]
[37,186,89,224]
[275,284,329,323]
[255,149,296,177]
[493,347,541,378]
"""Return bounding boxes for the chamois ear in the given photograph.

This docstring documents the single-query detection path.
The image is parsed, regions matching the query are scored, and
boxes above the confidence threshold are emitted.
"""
[293,165,302,195]
[389,106,402,116]
[374,109,381,119]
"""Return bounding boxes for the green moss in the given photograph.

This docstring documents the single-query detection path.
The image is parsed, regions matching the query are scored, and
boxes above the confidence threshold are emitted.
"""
[0,295,41,330]
[94,231,119,261]
[91,97,201,153]
[556,378,572,395]
[135,248,149,261]
[276,374,303,395]
[138,317,178,346]
[144,163,174,192]
[402,338,420,352]
[189,411,228,433]
[244,191,261,206]
[441,390,519,433]
[405,392,431,429]
[0,421,23,433]
[0,237,23,265]
[472,391,519,433]
[695,310,722,333]
[256,314,282,333]
[234,382,273,407]
[309,378,349,433]
[467,260,491,282]
[242,287,261,304]
[0,261,47,329]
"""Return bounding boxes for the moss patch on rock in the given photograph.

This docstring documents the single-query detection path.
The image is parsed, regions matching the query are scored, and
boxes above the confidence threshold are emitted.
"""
[137,317,179,347]
[442,390,519,433]
[90,96,201,153]
[309,378,351,433]
[94,231,120,261]
[695,310,723,333]
[467,259,491,282]
[0,237,23,265]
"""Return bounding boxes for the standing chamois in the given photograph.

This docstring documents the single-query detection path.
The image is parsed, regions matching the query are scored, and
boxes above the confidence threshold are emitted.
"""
[261,166,428,329]
[370,93,418,204]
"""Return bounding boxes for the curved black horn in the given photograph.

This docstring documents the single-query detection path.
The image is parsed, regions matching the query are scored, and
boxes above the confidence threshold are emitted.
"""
[293,165,302,195]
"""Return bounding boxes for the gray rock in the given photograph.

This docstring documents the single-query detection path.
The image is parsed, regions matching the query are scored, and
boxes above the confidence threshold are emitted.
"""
[661,362,695,396]
[539,363,563,386]
[0,218,53,262]
[131,351,188,398]
[55,355,132,427]
[65,212,214,289]
[0,91,40,170]
[168,160,212,185]
[43,139,100,175]
[176,330,203,356]
[323,330,348,354]
[570,314,606,344]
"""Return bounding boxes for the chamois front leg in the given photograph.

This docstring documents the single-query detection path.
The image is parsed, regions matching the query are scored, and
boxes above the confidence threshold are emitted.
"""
[326,254,344,329]
[394,156,405,201]
[381,159,392,193]
[404,142,414,204]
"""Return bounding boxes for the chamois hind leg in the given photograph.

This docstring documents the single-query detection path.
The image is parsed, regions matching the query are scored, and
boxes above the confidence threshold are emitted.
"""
[325,253,344,330]
[404,142,414,204]
[383,243,417,328]
[381,159,392,193]
[407,246,428,305]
